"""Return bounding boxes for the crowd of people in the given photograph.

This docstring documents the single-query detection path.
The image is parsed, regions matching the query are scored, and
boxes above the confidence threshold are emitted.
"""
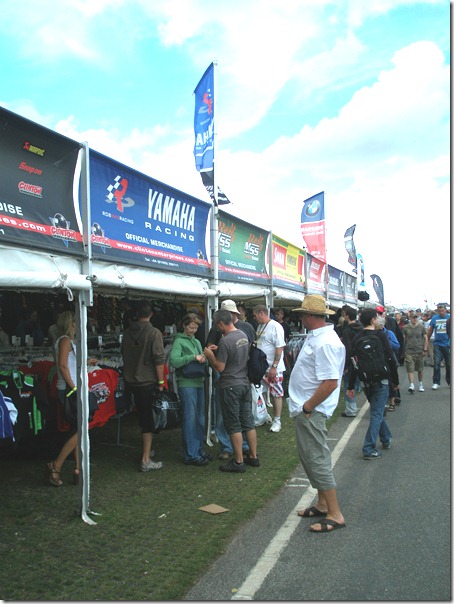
[45,295,450,537]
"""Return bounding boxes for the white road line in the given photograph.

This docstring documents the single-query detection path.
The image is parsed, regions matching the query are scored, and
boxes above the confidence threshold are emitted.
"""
[231,404,368,600]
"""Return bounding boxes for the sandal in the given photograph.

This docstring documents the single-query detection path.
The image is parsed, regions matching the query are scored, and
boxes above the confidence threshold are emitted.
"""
[47,461,63,487]
[388,404,395,412]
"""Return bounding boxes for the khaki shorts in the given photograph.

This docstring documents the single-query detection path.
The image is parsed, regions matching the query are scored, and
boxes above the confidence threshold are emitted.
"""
[405,352,424,373]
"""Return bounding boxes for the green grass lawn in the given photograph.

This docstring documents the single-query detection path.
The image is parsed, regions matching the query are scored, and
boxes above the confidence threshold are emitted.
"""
[0,401,342,601]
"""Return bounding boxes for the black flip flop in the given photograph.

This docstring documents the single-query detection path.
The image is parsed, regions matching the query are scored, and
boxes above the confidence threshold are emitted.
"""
[297,505,327,518]
[310,519,346,533]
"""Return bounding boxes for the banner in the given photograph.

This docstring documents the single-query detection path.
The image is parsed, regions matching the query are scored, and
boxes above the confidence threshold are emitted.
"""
[89,150,211,276]
[300,192,326,262]
[370,273,385,306]
[0,107,83,255]
[217,210,269,284]
[327,265,344,300]
[305,253,326,294]
[357,253,365,286]
[193,63,230,205]
[344,224,357,273]
[271,235,305,291]
[344,272,357,304]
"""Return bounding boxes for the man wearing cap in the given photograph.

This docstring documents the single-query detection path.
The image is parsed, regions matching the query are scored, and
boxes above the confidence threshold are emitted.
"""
[287,294,346,533]
[427,303,451,389]
[205,300,256,460]
[252,305,286,433]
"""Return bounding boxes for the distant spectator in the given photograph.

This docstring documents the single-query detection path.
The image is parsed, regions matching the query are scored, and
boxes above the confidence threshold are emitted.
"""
[15,309,44,346]
[427,304,451,390]
[273,307,292,342]
[0,323,9,348]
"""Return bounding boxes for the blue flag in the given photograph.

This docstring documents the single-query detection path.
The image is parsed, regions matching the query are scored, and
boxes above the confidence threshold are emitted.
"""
[194,63,214,172]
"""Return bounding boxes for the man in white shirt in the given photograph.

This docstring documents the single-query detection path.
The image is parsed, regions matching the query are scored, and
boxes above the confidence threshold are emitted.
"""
[252,305,286,433]
[288,295,346,534]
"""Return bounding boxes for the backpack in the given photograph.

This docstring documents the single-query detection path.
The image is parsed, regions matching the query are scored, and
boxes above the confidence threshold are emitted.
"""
[247,342,269,387]
[351,332,389,385]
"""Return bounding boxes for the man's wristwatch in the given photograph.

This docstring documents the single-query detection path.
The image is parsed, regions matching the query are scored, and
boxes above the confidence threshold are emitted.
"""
[302,404,311,415]
[272,363,278,368]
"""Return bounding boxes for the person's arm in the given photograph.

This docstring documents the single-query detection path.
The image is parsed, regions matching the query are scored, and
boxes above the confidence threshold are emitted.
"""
[426,325,434,341]
[267,345,284,379]
[57,337,75,389]
[203,346,225,373]
[302,379,339,415]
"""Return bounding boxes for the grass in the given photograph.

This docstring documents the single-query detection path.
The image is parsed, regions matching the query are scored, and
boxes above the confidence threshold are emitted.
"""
[0,400,342,601]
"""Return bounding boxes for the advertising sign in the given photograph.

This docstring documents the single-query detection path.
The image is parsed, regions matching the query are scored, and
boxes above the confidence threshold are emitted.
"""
[328,265,344,300]
[271,235,305,291]
[344,272,357,303]
[0,107,83,255]
[217,210,270,284]
[89,150,211,276]
[306,253,326,294]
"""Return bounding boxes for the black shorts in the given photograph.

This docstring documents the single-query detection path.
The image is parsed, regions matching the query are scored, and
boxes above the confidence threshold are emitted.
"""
[219,384,254,435]
[128,383,159,433]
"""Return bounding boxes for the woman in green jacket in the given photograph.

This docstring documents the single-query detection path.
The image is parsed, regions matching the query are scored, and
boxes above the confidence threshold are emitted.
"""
[170,313,209,466]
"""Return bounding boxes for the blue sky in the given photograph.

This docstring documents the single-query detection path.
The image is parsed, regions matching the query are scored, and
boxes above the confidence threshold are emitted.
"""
[0,0,450,309]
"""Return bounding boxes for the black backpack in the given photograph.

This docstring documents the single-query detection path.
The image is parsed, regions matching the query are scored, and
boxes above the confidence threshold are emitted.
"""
[247,342,269,387]
[351,332,389,385]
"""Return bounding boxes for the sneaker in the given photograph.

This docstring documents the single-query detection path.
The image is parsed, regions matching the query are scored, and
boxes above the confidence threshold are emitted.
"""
[363,450,382,460]
[432,383,439,390]
[269,418,281,433]
[218,451,231,460]
[341,412,357,417]
[382,439,392,450]
[219,459,246,473]
[243,456,260,467]
[141,459,163,472]
[408,384,414,394]
[184,457,209,466]
[418,383,425,392]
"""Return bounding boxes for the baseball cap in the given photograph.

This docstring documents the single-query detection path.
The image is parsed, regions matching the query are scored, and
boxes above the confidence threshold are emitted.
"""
[375,305,385,313]
[221,300,240,314]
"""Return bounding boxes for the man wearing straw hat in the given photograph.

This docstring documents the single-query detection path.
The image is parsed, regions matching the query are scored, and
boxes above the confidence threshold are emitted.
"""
[288,294,346,533]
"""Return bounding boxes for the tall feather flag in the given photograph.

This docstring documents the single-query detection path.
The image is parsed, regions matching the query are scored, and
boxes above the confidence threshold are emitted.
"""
[300,192,326,262]
[193,62,231,206]
[357,253,365,286]
[370,274,385,306]
[344,224,357,273]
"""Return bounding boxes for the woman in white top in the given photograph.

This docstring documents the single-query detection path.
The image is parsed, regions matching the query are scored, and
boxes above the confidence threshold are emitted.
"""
[47,311,96,486]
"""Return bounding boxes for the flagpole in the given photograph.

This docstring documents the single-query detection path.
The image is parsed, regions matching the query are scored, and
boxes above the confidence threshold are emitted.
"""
[210,59,219,299]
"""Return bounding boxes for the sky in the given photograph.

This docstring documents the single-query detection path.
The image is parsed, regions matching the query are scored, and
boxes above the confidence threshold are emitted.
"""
[0,0,450,310]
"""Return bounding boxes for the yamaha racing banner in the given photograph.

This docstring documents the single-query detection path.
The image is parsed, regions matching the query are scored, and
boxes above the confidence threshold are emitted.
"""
[89,150,211,276]
[217,210,270,284]
[271,235,305,291]
[300,191,326,262]
[0,107,83,255]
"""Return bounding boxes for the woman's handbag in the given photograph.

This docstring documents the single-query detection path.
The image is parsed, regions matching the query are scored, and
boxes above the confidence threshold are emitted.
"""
[179,360,207,378]
[151,389,182,433]
[63,386,99,424]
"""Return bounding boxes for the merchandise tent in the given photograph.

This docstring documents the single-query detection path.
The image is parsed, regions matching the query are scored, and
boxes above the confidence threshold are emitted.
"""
[0,106,356,524]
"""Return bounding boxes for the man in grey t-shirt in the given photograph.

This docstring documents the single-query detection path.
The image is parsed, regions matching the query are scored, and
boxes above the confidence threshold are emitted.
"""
[204,309,260,473]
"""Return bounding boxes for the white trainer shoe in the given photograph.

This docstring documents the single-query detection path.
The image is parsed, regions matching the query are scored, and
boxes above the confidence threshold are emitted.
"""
[408,384,414,394]
[432,383,439,390]
[269,418,281,433]
[141,460,163,472]
[418,383,425,392]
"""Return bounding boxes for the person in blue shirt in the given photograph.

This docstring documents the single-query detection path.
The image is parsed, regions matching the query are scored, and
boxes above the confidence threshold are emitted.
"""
[426,303,450,390]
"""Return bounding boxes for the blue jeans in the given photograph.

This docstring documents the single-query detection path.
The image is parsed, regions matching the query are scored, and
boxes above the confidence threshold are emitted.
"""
[363,381,392,455]
[211,372,248,454]
[343,369,360,415]
[178,386,205,462]
[433,344,450,386]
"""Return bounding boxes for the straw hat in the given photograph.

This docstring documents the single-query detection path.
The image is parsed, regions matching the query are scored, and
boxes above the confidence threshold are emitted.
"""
[292,295,335,316]
[221,299,240,314]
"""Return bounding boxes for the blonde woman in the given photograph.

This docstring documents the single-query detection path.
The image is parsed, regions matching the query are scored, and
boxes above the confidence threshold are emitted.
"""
[47,311,96,486]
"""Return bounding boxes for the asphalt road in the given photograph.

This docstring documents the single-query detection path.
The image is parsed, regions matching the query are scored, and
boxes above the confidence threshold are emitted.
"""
[184,368,451,601]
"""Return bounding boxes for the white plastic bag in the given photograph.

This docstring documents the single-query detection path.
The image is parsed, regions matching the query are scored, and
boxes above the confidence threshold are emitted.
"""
[251,384,272,426]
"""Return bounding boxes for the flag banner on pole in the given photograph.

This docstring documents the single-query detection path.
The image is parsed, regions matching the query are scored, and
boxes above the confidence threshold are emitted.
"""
[344,224,357,273]
[200,170,231,206]
[193,63,231,206]
[357,253,365,286]
[370,273,385,306]
[300,192,326,262]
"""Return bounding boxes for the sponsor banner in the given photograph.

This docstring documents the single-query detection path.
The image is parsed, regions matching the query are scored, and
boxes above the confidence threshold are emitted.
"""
[344,272,357,303]
[370,273,385,306]
[300,191,326,262]
[271,235,305,291]
[0,107,83,255]
[194,63,214,173]
[357,253,365,286]
[89,150,211,276]
[306,253,326,294]
[328,265,344,300]
[218,210,270,284]
[344,224,357,272]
